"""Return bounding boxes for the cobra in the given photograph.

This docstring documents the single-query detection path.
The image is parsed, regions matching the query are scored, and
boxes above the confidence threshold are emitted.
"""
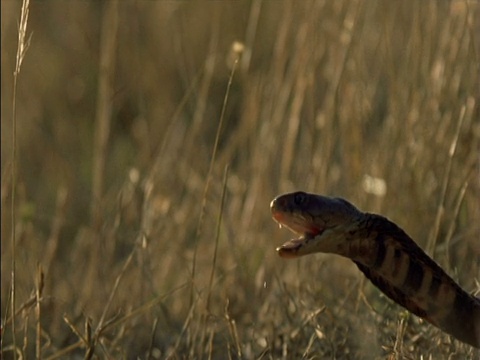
[271,191,480,348]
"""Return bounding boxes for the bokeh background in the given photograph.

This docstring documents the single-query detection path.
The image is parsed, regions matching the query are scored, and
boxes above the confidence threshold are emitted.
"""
[2,1,479,358]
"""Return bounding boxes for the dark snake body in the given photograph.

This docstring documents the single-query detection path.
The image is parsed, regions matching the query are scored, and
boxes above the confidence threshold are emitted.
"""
[271,192,480,348]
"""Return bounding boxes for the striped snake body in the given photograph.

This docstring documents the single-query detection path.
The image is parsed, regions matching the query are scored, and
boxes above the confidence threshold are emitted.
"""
[270,191,480,348]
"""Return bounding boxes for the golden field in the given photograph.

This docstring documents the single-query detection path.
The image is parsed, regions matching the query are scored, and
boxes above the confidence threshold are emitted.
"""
[1,1,479,358]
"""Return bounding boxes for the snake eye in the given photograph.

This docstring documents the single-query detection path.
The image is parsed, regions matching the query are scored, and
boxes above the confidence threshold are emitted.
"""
[294,192,307,205]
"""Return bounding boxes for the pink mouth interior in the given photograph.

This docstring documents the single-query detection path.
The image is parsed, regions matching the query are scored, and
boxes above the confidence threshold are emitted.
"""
[272,211,323,256]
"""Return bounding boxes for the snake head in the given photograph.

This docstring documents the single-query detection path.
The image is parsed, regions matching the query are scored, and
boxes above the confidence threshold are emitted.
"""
[270,191,361,258]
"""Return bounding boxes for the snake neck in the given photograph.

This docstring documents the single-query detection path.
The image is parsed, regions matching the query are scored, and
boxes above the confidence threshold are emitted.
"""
[344,213,480,348]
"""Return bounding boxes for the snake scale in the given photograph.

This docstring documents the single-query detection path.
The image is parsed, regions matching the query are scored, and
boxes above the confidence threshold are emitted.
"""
[271,191,480,348]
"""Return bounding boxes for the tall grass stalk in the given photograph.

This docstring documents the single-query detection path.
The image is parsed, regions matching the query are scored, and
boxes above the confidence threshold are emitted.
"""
[91,0,119,226]
[190,55,241,307]
[206,165,229,311]
[426,105,466,255]
[9,0,31,357]
[35,264,43,359]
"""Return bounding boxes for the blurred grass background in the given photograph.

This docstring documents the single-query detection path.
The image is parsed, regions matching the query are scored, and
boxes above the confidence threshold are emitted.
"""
[1,1,479,358]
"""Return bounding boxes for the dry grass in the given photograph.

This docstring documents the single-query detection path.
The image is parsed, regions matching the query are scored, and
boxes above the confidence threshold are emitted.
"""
[1,1,479,359]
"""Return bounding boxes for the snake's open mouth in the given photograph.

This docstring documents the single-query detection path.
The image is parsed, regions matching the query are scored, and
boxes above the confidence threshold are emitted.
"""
[271,211,324,258]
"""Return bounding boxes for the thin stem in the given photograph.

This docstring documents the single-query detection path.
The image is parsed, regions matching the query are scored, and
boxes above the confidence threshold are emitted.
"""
[91,0,119,227]
[190,55,240,306]
[206,165,229,312]
[10,1,31,357]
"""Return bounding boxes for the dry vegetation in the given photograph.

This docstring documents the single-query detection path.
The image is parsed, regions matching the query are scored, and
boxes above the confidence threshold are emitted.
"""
[1,1,480,359]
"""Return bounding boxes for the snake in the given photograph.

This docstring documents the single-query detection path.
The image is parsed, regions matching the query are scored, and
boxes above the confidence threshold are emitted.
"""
[270,191,480,348]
